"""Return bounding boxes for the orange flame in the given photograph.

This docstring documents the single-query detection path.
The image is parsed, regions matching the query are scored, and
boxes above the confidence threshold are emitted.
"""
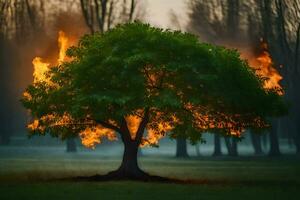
[244,39,283,95]
[125,115,142,139]
[79,125,117,149]
[32,57,50,83]
[256,48,283,93]
[32,30,71,84]
[58,31,69,64]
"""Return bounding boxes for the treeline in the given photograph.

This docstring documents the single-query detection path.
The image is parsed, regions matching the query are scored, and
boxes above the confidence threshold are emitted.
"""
[0,0,142,148]
[175,0,300,157]
[1,0,299,157]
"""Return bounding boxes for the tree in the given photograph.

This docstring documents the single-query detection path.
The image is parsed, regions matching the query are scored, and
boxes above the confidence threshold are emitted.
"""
[212,134,222,156]
[250,131,263,155]
[0,0,46,144]
[256,0,300,155]
[21,22,286,180]
[176,137,189,158]
[187,0,243,156]
[80,0,140,33]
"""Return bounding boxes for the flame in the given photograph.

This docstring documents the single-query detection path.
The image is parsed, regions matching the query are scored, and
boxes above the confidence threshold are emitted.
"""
[243,39,283,95]
[27,119,39,130]
[256,48,283,93]
[32,30,71,84]
[79,125,117,149]
[32,57,50,83]
[125,115,142,139]
[58,31,68,64]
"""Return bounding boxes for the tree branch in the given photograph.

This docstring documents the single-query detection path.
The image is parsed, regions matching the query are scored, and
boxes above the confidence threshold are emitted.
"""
[80,0,94,33]
[295,21,300,74]
[95,119,121,132]
[128,0,136,22]
[135,107,150,144]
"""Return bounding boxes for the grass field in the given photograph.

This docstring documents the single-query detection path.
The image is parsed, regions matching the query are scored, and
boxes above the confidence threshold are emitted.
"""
[1,146,300,200]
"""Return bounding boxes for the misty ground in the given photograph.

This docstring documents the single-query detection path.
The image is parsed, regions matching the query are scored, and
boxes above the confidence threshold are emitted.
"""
[0,137,299,200]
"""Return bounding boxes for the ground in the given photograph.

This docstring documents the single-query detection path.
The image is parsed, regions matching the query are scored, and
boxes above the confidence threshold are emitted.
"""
[0,144,299,200]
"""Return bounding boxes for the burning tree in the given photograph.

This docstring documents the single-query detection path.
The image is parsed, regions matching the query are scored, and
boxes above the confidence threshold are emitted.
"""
[21,22,286,180]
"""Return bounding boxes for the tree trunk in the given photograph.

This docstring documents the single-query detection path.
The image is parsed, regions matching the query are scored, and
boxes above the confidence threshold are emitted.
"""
[294,115,300,155]
[269,120,281,156]
[176,138,189,158]
[66,138,77,152]
[195,143,201,156]
[250,132,263,155]
[231,138,238,156]
[225,137,238,156]
[105,138,150,179]
[212,134,222,156]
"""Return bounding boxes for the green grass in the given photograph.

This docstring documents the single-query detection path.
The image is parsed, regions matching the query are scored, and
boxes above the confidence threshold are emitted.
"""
[1,152,300,200]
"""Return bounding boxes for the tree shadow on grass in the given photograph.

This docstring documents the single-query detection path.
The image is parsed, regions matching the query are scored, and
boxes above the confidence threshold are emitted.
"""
[60,173,300,187]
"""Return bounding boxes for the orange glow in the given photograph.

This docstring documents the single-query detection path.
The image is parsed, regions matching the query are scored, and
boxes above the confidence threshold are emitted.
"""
[79,125,117,149]
[32,57,50,83]
[32,30,71,84]
[243,39,283,95]
[125,115,142,139]
[27,119,39,131]
[256,49,283,93]
[184,103,251,136]
[58,31,69,64]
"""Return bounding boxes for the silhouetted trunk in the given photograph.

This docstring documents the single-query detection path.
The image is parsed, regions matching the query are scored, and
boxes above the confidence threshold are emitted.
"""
[250,132,263,155]
[231,138,238,156]
[195,143,201,156]
[269,120,281,156]
[66,138,77,152]
[212,134,222,156]
[118,139,141,176]
[176,138,188,158]
[105,136,149,179]
[227,0,240,37]
[225,137,238,156]
[262,133,268,150]
[0,36,12,146]
[295,135,300,155]
[295,115,300,155]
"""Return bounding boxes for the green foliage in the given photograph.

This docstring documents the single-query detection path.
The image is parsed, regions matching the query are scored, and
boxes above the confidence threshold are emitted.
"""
[21,22,286,143]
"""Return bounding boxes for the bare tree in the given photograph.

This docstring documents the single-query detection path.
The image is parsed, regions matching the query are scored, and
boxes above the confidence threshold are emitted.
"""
[80,0,140,33]
[258,0,300,154]
[0,0,46,145]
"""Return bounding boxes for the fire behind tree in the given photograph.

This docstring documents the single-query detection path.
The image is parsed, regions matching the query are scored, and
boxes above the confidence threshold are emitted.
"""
[28,30,168,148]
[21,22,286,180]
[247,39,283,95]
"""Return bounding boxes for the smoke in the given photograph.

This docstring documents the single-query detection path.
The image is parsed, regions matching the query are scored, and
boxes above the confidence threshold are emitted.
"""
[8,10,89,138]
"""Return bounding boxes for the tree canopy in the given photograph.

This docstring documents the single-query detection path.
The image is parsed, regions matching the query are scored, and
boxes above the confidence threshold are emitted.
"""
[21,22,286,148]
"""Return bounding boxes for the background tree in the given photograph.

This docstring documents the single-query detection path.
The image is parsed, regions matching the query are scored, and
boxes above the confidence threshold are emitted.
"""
[187,0,244,156]
[252,0,300,155]
[187,0,299,156]
[80,0,141,33]
[21,22,286,180]
[0,0,45,144]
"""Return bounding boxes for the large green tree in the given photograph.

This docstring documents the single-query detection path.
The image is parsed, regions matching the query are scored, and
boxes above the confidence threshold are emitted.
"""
[21,22,286,180]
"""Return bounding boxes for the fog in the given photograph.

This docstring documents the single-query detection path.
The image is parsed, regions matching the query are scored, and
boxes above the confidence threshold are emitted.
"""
[0,0,299,168]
